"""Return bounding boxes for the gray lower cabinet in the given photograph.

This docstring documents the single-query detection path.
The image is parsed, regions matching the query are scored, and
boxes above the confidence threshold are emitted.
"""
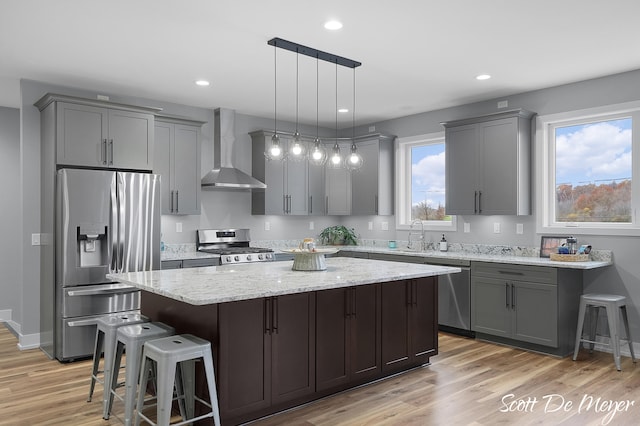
[471,261,582,355]
[154,116,204,215]
[351,136,394,215]
[35,94,157,171]
[443,109,534,215]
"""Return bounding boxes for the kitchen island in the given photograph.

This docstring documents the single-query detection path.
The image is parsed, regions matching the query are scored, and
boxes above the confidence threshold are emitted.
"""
[108,257,459,425]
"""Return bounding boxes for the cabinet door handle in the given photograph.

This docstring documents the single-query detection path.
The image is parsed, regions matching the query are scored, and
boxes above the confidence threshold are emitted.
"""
[108,139,114,165]
[309,196,312,214]
[413,280,418,306]
[511,284,516,310]
[326,196,329,213]
[375,195,378,214]
[101,139,108,165]
[478,191,482,214]
[406,281,412,306]
[175,190,179,213]
[288,195,291,214]
[272,297,278,334]
[474,191,478,214]
[351,288,357,317]
[263,298,270,334]
[505,282,510,308]
[344,288,350,318]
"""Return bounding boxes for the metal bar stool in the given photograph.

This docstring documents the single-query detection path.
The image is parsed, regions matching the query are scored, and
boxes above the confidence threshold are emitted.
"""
[573,293,636,370]
[136,334,220,426]
[106,322,175,425]
[88,314,149,411]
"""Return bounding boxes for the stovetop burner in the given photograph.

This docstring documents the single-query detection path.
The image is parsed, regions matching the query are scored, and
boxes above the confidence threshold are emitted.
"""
[196,228,274,264]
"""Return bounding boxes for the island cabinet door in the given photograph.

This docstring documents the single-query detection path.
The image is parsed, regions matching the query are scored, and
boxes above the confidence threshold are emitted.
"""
[218,298,271,419]
[316,284,381,392]
[381,278,437,374]
[271,292,316,405]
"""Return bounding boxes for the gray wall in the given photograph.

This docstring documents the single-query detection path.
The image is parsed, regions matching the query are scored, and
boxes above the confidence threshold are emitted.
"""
[0,106,21,328]
[15,68,640,348]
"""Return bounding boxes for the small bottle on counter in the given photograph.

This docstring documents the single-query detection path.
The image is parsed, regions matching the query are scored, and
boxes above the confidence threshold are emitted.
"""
[439,234,448,252]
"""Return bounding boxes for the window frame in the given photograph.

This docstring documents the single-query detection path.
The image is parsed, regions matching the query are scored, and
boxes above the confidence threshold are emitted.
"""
[395,132,456,231]
[535,101,640,236]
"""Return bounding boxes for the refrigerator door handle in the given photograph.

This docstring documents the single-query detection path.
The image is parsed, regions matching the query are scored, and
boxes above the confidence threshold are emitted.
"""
[67,318,101,328]
[109,176,118,272]
[117,173,126,272]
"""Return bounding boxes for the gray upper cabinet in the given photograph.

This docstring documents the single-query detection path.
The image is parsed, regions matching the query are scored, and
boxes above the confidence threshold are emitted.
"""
[154,116,204,215]
[325,142,352,216]
[351,135,394,215]
[35,94,158,171]
[251,131,309,215]
[308,161,325,216]
[443,109,534,215]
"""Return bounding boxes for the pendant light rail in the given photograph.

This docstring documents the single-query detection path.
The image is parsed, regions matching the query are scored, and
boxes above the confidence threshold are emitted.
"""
[268,37,361,69]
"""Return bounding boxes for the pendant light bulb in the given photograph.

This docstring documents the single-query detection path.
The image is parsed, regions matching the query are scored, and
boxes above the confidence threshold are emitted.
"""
[327,142,343,169]
[266,133,282,160]
[288,132,307,162]
[345,143,363,171]
[309,137,327,166]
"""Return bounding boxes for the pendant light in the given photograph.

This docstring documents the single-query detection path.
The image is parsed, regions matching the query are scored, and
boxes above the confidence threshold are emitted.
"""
[345,67,363,171]
[288,51,307,161]
[327,61,343,169]
[309,56,327,166]
[265,45,283,160]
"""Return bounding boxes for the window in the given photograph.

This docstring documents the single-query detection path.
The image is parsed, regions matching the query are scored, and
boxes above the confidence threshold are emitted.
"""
[536,101,640,235]
[395,133,455,230]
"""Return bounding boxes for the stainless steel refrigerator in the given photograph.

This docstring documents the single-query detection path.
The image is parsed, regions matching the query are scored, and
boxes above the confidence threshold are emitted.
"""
[51,168,160,361]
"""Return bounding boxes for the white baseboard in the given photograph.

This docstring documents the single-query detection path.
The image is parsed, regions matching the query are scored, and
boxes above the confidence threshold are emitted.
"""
[1,313,41,350]
[0,309,11,322]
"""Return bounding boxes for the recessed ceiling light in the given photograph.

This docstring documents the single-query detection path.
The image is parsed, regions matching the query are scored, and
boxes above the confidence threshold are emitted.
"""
[324,20,343,30]
[338,108,349,113]
[195,80,210,86]
[476,74,491,81]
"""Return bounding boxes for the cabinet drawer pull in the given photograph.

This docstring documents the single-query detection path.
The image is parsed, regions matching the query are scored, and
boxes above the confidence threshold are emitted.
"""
[498,270,524,276]
[505,282,510,308]
[108,139,114,165]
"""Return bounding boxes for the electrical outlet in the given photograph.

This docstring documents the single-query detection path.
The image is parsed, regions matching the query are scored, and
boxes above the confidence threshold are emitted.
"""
[264,221,270,231]
[176,222,182,233]
[493,222,501,233]
[381,221,389,231]
[464,223,470,233]
[31,233,41,246]
[309,221,314,231]
[368,125,376,132]
[497,100,508,108]
[97,94,110,101]
[368,221,373,230]
[516,223,524,234]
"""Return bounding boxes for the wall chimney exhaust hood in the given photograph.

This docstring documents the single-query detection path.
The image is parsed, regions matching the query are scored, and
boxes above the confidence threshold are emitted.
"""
[201,108,267,190]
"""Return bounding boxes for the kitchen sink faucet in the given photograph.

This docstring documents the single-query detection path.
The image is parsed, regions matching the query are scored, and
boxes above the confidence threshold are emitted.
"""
[407,219,425,251]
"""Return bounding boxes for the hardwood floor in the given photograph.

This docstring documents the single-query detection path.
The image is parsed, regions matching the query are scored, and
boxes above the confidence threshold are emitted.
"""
[1,325,638,425]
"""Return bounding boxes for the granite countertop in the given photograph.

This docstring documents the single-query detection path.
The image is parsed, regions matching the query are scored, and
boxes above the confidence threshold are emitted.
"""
[107,257,459,305]
[336,246,612,270]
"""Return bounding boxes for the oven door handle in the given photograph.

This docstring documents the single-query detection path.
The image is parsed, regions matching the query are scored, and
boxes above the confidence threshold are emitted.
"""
[67,285,138,297]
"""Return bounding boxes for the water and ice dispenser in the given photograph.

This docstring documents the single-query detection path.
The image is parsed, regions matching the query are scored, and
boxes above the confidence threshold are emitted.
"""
[77,225,107,267]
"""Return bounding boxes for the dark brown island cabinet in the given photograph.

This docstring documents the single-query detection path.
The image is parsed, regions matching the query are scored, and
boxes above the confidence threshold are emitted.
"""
[141,277,438,425]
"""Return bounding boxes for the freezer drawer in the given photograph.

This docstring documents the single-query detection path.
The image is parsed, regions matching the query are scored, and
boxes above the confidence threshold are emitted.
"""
[59,310,140,361]
[63,283,140,317]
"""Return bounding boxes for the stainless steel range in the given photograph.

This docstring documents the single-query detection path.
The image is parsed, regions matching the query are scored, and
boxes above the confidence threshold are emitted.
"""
[197,229,274,264]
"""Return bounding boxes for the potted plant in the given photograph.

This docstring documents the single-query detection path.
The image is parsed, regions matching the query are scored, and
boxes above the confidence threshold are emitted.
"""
[318,225,358,246]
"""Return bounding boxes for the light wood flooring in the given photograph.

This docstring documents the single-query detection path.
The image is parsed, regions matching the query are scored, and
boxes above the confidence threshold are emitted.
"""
[1,325,638,425]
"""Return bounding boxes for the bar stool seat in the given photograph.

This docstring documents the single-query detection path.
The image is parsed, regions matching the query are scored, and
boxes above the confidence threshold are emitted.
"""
[136,334,220,426]
[573,293,636,370]
[88,313,149,411]
[106,322,175,425]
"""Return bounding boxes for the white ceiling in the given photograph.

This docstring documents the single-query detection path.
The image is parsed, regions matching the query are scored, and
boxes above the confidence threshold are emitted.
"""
[2,0,640,128]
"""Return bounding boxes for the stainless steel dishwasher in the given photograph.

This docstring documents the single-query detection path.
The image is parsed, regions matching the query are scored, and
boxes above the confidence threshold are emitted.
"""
[425,257,473,337]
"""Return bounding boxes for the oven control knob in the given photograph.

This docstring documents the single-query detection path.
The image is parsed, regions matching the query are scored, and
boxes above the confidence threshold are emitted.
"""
[234,255,240,262]
[246,254,252,261]
[258,254,264,260]
[265,253,272,260]
[226,256,232,263]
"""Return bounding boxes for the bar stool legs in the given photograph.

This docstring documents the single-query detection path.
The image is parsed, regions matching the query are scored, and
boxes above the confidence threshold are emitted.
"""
[136,334,220,426]
[573,294,636,371]
[87,314,149,410]
[107,322,175,425]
